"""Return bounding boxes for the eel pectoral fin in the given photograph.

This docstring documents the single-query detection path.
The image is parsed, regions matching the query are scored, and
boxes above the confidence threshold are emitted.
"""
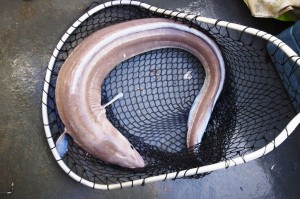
[56,131,71,158]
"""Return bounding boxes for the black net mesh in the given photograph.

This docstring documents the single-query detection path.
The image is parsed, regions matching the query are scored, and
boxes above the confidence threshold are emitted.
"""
[45,3,298,185]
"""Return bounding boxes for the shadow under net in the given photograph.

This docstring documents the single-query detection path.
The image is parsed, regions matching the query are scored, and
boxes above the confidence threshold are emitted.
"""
[45,4,296,184]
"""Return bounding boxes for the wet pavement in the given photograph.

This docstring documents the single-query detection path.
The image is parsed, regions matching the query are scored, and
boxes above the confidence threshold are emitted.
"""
[0,0,299,198]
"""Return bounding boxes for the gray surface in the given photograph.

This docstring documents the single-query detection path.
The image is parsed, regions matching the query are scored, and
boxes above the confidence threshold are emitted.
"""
[0,0,299,198]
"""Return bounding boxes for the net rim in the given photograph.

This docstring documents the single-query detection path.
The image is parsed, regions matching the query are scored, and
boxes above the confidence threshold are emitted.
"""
[42,0,300,190]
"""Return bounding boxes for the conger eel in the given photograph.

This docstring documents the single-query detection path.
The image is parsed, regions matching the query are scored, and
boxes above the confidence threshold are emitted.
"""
[55,18,225,168]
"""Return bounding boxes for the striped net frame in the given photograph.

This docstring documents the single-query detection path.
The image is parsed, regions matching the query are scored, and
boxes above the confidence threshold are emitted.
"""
[42,0,300,189]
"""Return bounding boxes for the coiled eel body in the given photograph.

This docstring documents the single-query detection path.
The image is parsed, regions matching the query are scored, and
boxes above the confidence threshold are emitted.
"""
[55,18,225,168]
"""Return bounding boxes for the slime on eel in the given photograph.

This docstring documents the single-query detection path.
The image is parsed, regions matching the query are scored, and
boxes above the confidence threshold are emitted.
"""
[55,18,225,168]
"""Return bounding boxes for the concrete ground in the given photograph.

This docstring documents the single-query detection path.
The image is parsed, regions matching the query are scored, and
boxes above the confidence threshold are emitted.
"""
[0,0,299,198]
